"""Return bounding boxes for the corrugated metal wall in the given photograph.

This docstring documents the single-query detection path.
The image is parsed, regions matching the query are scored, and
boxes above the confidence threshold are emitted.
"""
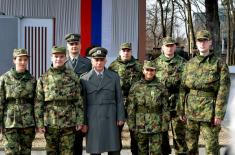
[0,0,141,60]
[0,0,81,46]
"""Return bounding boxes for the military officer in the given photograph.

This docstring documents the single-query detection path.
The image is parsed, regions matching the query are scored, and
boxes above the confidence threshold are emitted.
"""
[127,60,170,155]
[108,42,142,155]
[35,46,84,155]
[65,33,92,155]
[154,37,188,155]
[80,47,126,155]
[177,30,230,155]
[65,33,92,76]
[0,48,36,155]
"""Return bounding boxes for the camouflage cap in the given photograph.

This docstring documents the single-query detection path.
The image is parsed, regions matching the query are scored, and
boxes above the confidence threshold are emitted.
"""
[143,60,156,69]
[89,47,108,58]
[13,48,29,58]
[120,42,132,50]
[65,33,81,42]
[196,30,211,40]
[162,37,175,46]
[51,46,66,54]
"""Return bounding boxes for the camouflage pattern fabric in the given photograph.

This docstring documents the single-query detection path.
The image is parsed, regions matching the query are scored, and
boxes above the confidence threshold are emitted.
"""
[135,133,162,155]
[126,78,170,133]
[35,66,84,128]
[3,127,35,155]
[186,120,221,155]
[45,127,75,155]
[0,68,36,128]
[154,54,188,154]
[177,52,230,154]
[108,56,142,98]
[177,52,230,121]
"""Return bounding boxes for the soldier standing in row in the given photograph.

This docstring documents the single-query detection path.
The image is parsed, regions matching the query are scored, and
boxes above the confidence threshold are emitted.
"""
[154,37,188,155]
[35,46,84,155]
[80,47,125,155]
[64,33,92,155]
[127,60,170,155]
[0,49,36,155]
[177,30,230,155]
[109,42,142,155]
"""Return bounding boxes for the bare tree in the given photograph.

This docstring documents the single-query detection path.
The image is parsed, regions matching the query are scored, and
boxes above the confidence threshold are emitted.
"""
[205,0,221,55]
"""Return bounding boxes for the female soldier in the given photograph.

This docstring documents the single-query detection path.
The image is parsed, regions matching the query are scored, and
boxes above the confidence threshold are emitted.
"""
[0,48,36,155]
[127,60,170,155]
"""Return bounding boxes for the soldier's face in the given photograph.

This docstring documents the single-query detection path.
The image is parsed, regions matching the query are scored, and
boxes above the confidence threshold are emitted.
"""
[51,53,67,68]
[13,56,28,73]
[67,41,81,55]
[92,58,107,72]
[196,39,211,54]
[119,49,132,61]
[162,44,176,58]
[143,68,156,80]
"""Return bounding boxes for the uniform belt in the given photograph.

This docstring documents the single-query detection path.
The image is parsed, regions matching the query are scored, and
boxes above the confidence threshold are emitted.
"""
[189,90,216,97]
[46,100,72,106]
[7,98,26,104]
[137,108,162,113]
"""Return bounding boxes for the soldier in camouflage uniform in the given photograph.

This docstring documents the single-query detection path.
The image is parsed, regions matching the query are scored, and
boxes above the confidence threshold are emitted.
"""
[35,46,84,155]
[126,60,170,155]
[154,37,188,155]
[177,30,231,155]
[0,48,36,155]
[108,42,142,155]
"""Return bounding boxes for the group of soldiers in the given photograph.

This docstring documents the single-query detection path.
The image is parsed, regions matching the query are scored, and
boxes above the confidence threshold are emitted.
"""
[0,29,230,155]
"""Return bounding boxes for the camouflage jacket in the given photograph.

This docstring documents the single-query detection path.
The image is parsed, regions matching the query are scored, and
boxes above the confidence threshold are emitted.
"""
[35,66,84,128]
[127,78,170,133]
[0,68,36,128]
[154,54,186,111]
[177,52,230,122]
[108,56,142,98]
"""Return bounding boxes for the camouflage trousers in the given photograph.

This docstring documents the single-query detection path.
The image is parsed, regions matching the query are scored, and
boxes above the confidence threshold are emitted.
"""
[186,120,221,155]
[171,116,188,155]
[135,132,162,155]
[45,127,75,155]
[3,127,35,155]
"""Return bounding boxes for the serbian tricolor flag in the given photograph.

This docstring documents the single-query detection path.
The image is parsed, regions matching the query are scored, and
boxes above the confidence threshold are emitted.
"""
[80,0,111,57]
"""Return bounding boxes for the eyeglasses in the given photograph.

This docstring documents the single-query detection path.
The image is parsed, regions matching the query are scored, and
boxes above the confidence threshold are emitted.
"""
[68,42,79,46]
[145,68,156,72]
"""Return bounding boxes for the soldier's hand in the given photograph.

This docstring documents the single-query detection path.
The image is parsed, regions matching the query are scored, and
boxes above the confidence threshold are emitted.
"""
[81,125,88,133]
[37,127,45,133]
[179,115,187,123]
[117,120,124,126]
[213,117,222,126]
[76,124,83,131]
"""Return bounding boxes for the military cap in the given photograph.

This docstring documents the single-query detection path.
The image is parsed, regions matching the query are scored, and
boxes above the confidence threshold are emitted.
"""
[65,33,81,42]
[89,47,108,58]
[162,37,175,46]
[13,48,29,58]
[196,30,211,40]
[51,46,66,54]
[143,60,156,70]
[120,42,132,50]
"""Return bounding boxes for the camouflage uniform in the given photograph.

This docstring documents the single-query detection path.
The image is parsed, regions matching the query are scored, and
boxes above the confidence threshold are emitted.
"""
[35,47,84,155]
[154,53,188,154]
[126,62,170,155]
[109,46,142,155]
[177,51,230,154]
[0,49,36,155]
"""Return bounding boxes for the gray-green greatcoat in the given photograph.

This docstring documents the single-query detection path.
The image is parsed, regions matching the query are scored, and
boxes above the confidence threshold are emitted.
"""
[80,69,126,154]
